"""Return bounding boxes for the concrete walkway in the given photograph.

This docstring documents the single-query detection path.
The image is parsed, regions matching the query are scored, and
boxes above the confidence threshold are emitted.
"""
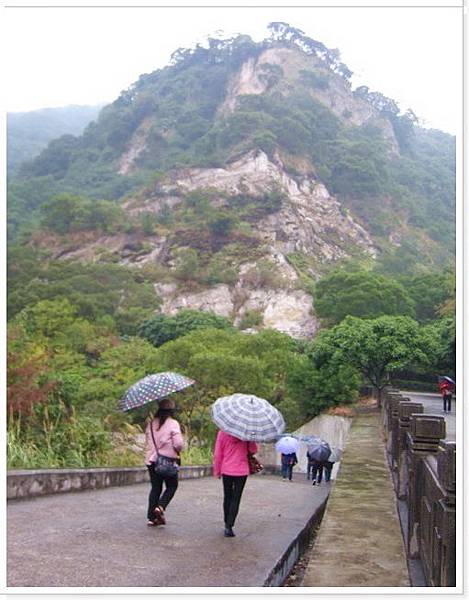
[7,473,329,588]
[403,392,456,440]
[302,411,409,587]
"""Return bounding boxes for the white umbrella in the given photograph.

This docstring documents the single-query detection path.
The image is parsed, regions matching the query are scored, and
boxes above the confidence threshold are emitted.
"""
[275,436,299,454]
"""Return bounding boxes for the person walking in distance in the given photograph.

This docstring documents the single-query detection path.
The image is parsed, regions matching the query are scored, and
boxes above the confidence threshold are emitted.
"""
[306,450,314,480]
[281,452,298,481]
[442,385,453,413]
[145,398,184,526]
[310,458,324,486]
[213,430,258,537]
[323,447,342,483]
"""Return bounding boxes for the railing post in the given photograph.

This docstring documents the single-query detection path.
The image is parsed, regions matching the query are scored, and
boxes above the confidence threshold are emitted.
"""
[389,395,409,469]
[406,414,446,559]
[396,402,424,500]
[435,441,456,586]
[382,387,400,435]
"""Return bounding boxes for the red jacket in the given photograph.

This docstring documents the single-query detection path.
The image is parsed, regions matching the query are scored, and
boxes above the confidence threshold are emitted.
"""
[213,430,258,477]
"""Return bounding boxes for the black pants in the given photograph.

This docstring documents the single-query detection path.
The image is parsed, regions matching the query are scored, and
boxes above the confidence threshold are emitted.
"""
[323,461,334,482]
[311,463,323,483]
[281,462,293,480]
[147,465,178,520]
[222,475,247,528]
[443,394,452,412]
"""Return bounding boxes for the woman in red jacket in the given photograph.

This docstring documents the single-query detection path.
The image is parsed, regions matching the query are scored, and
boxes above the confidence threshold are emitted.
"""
[213,430,257,537]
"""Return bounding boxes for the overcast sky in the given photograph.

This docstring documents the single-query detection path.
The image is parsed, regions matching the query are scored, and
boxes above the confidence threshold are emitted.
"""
[2,2,464,136]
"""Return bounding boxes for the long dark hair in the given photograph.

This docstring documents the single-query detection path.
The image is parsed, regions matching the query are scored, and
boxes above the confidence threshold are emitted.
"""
[155,407,175,429]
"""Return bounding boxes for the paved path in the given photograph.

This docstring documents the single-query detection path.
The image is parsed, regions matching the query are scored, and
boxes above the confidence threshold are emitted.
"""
[302,411,410,587]
[7,474,329,588]
[402,391,456,441]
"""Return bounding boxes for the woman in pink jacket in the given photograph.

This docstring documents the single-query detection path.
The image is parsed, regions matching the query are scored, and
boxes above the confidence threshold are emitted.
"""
[145,398,184,526]
[213,430,258,537]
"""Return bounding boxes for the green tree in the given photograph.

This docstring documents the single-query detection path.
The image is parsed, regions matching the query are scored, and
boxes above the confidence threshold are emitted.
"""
[208,210,239,237]
[311,315,432,406]
[314,270,416,324]
[138,309,233,347]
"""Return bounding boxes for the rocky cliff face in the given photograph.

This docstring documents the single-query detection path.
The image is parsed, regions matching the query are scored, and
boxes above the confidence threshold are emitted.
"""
[220,46,399,152]
[113,45,399,177]
[45,148,376,339]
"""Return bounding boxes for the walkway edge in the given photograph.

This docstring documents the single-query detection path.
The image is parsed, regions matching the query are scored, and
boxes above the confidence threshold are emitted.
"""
[264,498,328,586]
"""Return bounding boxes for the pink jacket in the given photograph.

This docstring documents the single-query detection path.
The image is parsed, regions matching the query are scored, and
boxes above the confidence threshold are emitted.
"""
[145,417,184,465]
[213,430,258,477]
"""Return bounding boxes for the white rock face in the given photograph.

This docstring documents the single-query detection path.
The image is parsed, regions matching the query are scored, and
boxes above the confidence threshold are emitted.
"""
[240,289,318,338]
[157,150,377,263]
[158,284,318,339]
[221,45,399,153]
[160,284,235,318]
[51,149,378,339]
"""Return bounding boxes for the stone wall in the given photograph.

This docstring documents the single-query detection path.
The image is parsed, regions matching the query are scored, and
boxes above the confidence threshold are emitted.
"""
[381,387,456,587]
[7,465,212,500]
[257,413,352,475]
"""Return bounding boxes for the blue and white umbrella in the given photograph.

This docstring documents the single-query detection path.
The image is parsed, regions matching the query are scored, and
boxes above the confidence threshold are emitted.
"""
[211,393,285,442]
[118,372,195,412]
[300,435,321,443]
[275,436,299,454]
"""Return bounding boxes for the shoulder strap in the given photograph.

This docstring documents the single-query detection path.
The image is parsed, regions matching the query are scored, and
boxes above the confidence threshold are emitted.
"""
[149,419,159,456]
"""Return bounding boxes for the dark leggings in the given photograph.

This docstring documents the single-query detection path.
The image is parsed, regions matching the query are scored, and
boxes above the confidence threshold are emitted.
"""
[443,394,452,412]
[222,475,247,528]
[147,464,178,520]
[311,463,323,483]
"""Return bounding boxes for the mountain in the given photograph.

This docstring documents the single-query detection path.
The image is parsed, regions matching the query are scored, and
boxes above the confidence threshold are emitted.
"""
[7,104,103,174]
[8,24,455,338]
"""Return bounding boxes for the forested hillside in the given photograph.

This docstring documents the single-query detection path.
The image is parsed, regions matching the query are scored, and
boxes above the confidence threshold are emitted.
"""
[7,104,103,175]
[7,23,456,469]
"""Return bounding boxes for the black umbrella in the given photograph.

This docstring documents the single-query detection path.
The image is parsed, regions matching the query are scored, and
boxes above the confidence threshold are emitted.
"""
[307,438,331,462]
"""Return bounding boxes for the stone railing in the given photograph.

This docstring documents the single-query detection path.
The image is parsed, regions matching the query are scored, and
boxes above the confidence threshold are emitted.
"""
[382,387,456,587]
[7,464,213,500]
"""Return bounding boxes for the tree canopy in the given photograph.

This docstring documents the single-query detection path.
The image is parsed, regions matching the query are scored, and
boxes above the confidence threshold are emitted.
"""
[314,269,416,324]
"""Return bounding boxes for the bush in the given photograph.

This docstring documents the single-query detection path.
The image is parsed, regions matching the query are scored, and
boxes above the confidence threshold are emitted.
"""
[238,310,263,330]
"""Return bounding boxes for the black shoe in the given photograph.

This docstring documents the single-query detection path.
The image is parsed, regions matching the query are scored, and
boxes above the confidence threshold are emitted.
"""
[224,527,235,537]
[312,480,316,486]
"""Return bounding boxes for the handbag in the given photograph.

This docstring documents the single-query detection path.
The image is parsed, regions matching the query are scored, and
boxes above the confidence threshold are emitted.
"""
[247,447,264,475]
[154,454,179,478]
[150,420,180,478]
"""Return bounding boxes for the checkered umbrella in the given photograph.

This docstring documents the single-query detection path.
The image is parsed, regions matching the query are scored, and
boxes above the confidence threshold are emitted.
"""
[118,372,195,412]
[211,393,285,442]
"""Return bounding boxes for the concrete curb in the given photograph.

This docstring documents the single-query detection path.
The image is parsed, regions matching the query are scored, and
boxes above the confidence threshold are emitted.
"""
[7,465,213,500]
[264,497,328,586]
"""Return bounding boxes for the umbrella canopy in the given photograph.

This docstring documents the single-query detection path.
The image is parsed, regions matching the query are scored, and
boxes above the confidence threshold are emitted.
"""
[275,436,299,454]
[300,434,321,444]
[328,447,343,463]
[307,438,331,462]
[211,393,285,441]
[118,372,195,412]
[438,375,455,387]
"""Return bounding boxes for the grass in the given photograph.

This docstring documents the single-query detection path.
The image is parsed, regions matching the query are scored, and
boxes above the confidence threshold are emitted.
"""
[8,420,213,470]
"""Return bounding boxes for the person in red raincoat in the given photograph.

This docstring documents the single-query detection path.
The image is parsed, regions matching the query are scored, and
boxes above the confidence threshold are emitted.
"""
[438,381,454,413]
